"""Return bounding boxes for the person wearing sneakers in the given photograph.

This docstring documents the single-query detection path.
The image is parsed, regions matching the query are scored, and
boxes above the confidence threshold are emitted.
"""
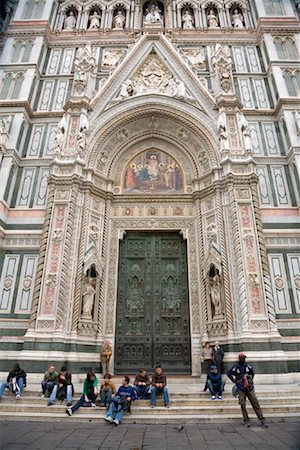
[227,353,267,427]
[47,366,73,407]
[150,365,169,408]
[104,376,137,426]
[206,364,225,400]
[0,363,27,400]
[66,370,98,416]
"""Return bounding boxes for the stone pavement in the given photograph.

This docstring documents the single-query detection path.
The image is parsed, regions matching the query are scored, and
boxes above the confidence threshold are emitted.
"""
[0,420,299,450]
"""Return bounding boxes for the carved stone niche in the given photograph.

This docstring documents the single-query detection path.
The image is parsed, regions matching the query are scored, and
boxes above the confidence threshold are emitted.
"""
[78,265,98,336]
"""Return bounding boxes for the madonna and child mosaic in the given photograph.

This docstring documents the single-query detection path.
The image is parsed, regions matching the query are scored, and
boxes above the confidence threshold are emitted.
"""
[123,150,184,193]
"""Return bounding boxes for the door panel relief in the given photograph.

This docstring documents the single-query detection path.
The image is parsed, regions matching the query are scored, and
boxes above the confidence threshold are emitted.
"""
[115,232,191,373]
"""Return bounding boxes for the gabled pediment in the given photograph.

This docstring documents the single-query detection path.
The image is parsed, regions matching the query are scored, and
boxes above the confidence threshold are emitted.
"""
[89,34,216,122]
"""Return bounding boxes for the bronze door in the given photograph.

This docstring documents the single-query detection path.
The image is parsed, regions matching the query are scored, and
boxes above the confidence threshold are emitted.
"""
[115,231,191,373]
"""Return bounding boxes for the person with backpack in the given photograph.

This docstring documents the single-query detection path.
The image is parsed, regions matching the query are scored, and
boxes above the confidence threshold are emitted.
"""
[66,370,98,416]
[0,363,27,400]
[104,376,137,426]
[47,366,73,406]
[227,353,267,427]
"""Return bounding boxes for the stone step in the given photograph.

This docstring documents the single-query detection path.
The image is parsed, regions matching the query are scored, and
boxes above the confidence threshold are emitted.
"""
[1,404,299,415]
[1,396,300,406]
[0,411,299,424]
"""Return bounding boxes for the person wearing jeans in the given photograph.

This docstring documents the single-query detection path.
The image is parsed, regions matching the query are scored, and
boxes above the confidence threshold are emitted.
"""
[104,376,137,426]
[41,364,58,397]
[0,363,26,400]
[66,371,98,416]
[47,366,73,406]
[206,365,225,400]
[150,365,169,408]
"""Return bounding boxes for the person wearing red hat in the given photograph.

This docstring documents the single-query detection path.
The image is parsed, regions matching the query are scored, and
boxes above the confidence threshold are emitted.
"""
[227,353,267,427]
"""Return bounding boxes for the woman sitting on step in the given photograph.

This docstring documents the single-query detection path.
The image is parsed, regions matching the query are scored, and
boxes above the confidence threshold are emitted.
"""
[66,370,98,416]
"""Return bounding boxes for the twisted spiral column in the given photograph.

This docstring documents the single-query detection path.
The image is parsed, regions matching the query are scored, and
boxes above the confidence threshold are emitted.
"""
[196,197,208,337]
[28,185,55,330]
[97,197,111,335]
[71,192,89,331]
[228,184,249,332]
[251,182,278,331]
[56,186,78,330]
[216,188,234,332]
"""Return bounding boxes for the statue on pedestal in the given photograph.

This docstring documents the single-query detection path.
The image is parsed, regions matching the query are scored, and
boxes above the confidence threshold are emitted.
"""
[81,278,95,320]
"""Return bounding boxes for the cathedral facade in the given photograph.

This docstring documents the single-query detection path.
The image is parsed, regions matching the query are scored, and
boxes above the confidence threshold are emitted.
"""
[0,0,299,375]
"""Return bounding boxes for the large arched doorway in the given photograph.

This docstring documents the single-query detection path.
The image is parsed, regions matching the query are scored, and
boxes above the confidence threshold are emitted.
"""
[114,230,191,373]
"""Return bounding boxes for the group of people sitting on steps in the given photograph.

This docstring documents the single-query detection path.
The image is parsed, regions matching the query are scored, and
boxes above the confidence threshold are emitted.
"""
[0,343,267,428]
[43,364,169,426]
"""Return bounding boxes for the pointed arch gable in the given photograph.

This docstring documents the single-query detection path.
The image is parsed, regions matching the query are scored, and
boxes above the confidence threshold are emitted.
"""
[89,34,216,122]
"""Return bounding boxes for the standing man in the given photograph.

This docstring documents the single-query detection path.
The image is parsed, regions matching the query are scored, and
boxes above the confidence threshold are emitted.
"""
[227,353,267,427]
[212,341,224,373]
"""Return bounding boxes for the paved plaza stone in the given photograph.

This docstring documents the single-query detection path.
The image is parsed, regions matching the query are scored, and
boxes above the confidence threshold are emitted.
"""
[0,420,299,450]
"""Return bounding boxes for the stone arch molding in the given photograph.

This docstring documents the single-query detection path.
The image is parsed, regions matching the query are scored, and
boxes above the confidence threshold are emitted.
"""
[87,98,220,186]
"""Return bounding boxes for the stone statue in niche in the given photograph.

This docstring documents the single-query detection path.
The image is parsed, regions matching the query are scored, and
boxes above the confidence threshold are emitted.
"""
[182,9,194,29]
[207,9,219,28]
[81,278,96,320]
[64,10,76,30]
[88,10,101,29]
[76,126,87,156]
[144,2,163,25]
[113,10,125,29]
[231,9,244,28]
[217,111,230,153]
[53,113,67,155]
[208,267,223,319]
[239,113,252,152]
[0,115,12,147]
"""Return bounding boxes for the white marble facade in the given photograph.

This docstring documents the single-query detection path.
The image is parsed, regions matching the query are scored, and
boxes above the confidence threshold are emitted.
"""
[0,0,299,375]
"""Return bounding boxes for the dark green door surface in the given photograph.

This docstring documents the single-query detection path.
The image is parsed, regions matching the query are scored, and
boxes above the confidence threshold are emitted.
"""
[115,232,191,374]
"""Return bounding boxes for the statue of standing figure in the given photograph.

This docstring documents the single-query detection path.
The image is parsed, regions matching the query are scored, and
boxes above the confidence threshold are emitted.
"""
[209,275,223,318]
[81,278,95,320]
[114,10,126,28]
[232,9,244,28]
[64,10,76,31]
[182,9,194,29]
[207,9,219,28]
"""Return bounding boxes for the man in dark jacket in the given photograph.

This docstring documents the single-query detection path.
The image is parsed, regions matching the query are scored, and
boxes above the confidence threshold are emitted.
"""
[227,353,267,427]
[47,366,73,406]
[212,341,224,372]
[0,363,27,399]
[206,364,225,400]
[133,368,151,399]
[151,365,169,408]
